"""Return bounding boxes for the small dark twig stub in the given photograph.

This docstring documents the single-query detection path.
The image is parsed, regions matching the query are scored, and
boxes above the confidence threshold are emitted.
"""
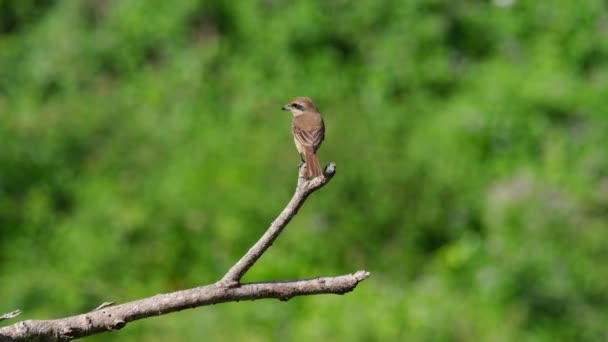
[0,162,369,341]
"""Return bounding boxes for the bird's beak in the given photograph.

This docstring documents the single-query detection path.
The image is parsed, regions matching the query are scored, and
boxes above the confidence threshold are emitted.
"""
[281,105,290,111]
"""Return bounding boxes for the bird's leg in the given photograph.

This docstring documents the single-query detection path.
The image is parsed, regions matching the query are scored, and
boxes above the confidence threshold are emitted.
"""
[299,152,306,167]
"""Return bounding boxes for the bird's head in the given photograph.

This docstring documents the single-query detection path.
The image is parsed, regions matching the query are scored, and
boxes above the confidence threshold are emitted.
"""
[281,97,318,116]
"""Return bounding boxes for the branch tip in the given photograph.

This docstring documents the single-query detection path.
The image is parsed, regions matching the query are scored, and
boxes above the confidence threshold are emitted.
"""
[324,162,336,176]
[0,310,21,322]
[353,270,371,281]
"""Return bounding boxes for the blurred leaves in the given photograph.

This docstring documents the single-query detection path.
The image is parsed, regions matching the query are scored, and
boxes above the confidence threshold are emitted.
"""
[1,0,608,341]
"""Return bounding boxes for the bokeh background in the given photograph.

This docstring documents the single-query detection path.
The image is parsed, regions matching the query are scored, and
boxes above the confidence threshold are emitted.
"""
[2,0,608,341]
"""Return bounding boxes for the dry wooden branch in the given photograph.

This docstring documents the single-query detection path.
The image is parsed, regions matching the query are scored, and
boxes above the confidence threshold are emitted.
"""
[0,162,369,341]
[220,162,337,286]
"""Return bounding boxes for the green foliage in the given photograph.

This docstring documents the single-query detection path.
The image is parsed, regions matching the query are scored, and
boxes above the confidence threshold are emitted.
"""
[2,0,608,340]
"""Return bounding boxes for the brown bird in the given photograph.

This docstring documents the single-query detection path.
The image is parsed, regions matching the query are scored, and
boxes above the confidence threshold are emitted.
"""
[282,97,325,178]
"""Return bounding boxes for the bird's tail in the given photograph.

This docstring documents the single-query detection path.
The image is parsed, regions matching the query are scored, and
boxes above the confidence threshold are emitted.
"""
[304,150,323,178]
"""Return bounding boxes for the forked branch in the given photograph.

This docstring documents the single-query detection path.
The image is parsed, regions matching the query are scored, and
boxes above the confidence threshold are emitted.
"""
[220,162,337,286]
[0,162,370,341]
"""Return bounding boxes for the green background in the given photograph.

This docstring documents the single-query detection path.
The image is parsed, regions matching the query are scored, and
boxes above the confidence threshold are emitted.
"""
[2,0,608,340]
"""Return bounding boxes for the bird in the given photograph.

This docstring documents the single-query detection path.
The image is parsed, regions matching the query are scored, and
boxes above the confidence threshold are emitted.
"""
[282,97,325,179]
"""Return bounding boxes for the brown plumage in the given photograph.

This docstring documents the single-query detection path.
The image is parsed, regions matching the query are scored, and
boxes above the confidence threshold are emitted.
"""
[281,97,325,178]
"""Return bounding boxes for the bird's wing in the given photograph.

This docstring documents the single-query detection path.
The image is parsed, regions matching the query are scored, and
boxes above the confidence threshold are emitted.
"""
[292,120,324,153]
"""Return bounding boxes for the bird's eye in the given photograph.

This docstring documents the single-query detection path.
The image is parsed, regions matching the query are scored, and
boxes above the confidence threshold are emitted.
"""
[292,103,302,110]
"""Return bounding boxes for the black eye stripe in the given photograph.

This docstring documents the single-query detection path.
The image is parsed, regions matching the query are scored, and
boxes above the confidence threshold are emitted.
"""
[292,103,302,109]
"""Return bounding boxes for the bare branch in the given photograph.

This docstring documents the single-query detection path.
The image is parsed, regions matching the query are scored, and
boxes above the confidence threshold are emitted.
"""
[0,271,369,341]
[0,162,369,341]
[220,162,336,286]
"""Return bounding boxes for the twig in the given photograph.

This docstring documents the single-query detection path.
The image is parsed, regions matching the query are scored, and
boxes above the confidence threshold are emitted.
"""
[0,311,20,323]
[91,302,115,312]
[0,162,369,341]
